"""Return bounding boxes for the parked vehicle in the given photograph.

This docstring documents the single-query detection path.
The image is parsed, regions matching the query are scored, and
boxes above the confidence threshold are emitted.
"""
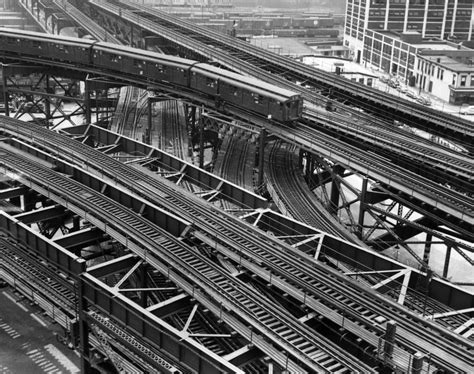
[416,96,432,106]
[388,79,399,88]
[397,85,408,94]
[405,90,417,99]
[460,104,474,115]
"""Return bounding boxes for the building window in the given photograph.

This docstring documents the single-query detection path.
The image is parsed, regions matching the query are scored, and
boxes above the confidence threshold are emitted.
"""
[460,75,467,87]
[452,74,457,86]
[440,70,444,80]
[470,75,474,86]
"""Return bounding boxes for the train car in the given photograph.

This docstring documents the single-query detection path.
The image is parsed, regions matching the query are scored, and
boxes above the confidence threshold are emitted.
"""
[271,17,292,28]
[315,17,335,28]
[0,29,304,123]
[310,28,339,37]
[92,42,193,88]
[190,64,303,122]
[291,17,319,29]
[0,28,94,66]
[273,28,307,38]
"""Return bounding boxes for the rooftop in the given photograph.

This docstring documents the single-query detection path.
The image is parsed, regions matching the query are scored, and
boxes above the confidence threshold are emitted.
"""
[419,54,474,73]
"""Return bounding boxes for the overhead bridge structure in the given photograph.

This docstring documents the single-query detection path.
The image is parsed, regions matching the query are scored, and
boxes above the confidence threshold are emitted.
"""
[0,116,473,374]
[84,0,474,149]
[11,0,474,271]
[0,1,473,373]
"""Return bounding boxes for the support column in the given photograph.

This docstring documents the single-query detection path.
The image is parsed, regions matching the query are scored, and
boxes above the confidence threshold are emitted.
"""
[257,127,266,189]
[45,74,51,128]
[2,66,10,117]
[329,165,344,215]
[188,105,196,157]
[147,96,153,145]
[298,149,304,169]
[78,278,92,373]
[198,107,204,169]
[421,269,433,316]
[411,352,424,374]
[84,78,91,125]
[357,177,368,240]
[305,153,312,181]
[422,232,433,270]
[442,245,452,279]
[72,216,81,232]
[140,265,147,308]
[383,320,397,363]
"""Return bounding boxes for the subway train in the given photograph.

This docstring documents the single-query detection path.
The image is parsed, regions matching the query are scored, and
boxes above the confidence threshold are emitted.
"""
[0,28,303,122]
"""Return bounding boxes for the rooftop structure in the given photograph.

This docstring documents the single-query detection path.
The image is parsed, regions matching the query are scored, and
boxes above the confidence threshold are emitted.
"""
[344,0,473,63]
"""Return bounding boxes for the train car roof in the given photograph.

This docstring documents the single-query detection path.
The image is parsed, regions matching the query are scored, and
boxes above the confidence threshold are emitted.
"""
[93,42,196,67]
[192,63,301,101]
[0,28,95,47]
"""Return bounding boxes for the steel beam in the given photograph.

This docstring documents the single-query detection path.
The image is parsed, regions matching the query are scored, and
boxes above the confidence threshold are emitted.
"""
[54,227,104,250]
[146,294,191,318]
[14,205,66,224]
[75,124,267,210]
[88,254,140,278]
[0,186,29,200]
[0,210,85,276]
[80,273,244,374]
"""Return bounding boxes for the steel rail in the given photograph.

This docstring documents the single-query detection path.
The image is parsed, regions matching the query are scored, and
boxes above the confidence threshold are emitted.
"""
[2,33,472,224]
[1,119,471,372]
[90,1,474,184]
[304,107,474,186]
[117,0,474,141]
[0,146,372,373]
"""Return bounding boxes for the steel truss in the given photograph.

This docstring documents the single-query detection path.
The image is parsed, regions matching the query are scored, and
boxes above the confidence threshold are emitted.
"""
[302,152,473,283]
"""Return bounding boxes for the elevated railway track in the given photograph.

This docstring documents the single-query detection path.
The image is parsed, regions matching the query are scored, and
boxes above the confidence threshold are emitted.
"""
[1,28,472,273]
[96,0,474,148]
[83,1,474,192]
[1,29,471,234]
[9,6,473,238]
[0,139,374,373]
[1,9,473,370]
[281,121,474,245]
[304,106,474,194]
[0,116,472,373]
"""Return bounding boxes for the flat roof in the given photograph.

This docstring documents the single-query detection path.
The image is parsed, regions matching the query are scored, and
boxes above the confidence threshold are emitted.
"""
[413,43,458,51]
[302,56,377,76]
[420,54,474,72]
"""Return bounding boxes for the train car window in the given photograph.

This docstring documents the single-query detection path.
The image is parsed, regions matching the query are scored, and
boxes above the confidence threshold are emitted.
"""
[252,93,264,105]
[156,64,165,73]
[110,54,119,63]
[133,60,144,68]
[33,41,42,49]
[206,78,216,88]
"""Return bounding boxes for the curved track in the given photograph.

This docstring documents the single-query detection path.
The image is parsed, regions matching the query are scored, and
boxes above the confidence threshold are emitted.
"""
[264,140,362,244]
[0,117,472,373]
[0,143,373,374]
[110,0,474,145]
